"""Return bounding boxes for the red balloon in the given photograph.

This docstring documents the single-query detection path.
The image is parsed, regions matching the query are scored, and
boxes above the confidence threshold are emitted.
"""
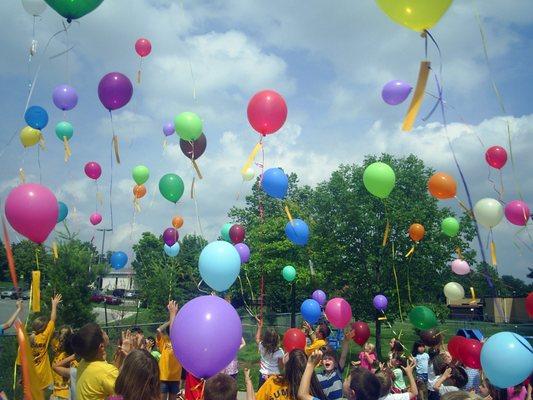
[461,338,482,369]
[485,146,507,169]
[229,224,245,244]
[283,328,306,352]
[135,38,152,57]
[447,335,467,361]
[351,321,370,346]
[247,90,287,136]
[526,292,533,318]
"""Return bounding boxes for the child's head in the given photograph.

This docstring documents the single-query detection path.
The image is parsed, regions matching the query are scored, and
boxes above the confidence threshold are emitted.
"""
[364,342,375,353]
[55,325,73,352]
[343,367,380,400]
[390,338,403,353]
[447,367,468,389]
[431,353,450,376]
[145,336,155,351]
[390,354,407,369]
[115,349,159,400]
[375,369,394,397]
[32,316,49,334]
[479,378,490,397]
[411,340,426,357]
[315,322,331,340]
[441,392,484,400]
[71,322,108,361]
[285,350,325,400]
[204,373,237,400]
[322,347,338,372]
[131,326,143,339]
[263,328,280,354]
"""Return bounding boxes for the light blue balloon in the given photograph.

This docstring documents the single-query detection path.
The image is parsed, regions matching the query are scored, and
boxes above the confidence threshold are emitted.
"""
[57,201,68,223]
[110,251,128,269]
[261,168,288,199]
[300,299,321,325]
[285,219,310,246]
[480,331,533,388]
[199,241,241,292]
[164,242,180,257]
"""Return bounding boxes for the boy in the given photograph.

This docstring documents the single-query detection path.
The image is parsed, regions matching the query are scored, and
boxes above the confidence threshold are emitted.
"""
[157,301,182,400]
[317,331,352,400]
[1,299,22,335]
[204,373,237,400]
[304,322,330,355]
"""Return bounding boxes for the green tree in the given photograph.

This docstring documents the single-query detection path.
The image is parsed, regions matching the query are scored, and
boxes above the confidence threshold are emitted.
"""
[500,275,531,296]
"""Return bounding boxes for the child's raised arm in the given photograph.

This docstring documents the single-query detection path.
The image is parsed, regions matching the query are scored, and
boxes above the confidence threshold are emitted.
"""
[402,358,419,399]
[244,368,256,400]
[339,329,354,370]
[2,299,22,331]
[255,317,263,344]
[50,294,62,322]
[52,354,76,378]
[298,350,322,400]
[168,300,179,329]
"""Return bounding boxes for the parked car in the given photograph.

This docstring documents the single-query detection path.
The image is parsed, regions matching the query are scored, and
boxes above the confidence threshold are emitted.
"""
[17,290,30,300]
[1,289,15,299]
[104,295,122,305]
[90,291,105,303]
[112,289,126,298]
[124,290,139,299]
[1,287,29,300]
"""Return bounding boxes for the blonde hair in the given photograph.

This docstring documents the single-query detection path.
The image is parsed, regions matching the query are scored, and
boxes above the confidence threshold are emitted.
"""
[365,342,375,352]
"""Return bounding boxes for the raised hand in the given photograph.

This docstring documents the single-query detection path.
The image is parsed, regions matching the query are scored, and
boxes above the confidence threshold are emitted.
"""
[167,300,179,318]
[51,294,62,306]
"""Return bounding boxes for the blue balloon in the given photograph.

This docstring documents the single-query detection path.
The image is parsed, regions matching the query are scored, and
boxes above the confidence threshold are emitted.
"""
[301,299,321,324]
[261,168,288,199]
[285,219,310,246]
[57,201,68,223]
[481,331,533,388]
[199,241,241,292]
[110,251,128,269]
[24,106,49,130]
[164,242,180,257]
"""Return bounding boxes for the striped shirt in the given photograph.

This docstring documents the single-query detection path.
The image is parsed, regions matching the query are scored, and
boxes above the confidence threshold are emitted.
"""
[317,369,343,400]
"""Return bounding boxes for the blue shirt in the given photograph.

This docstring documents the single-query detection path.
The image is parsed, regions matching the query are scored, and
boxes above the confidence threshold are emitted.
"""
[415,353,429,375]
[464,367,480,392]
[317,369,343,400]
[327,329,344,351]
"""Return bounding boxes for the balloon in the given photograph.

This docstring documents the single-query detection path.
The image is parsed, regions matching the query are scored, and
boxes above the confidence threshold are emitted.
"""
[89,212,102,226]
[163,227,179,247]
[485,146,507,169]
[174,112,202,141]
[179,133,207,160]
[247,90,288,136]
[443,282,465,301]
[164,242,180,257]
[301,299,322,325]
[199,241,241,292]
[381,80,412,105]
[526,292,533,318]
[5,183,58,244]
[351,321,371,346]
[135,38,152,57]
[132,165,150,185]
[447,336,468,361]
[261,168,289,199]
[285,219,309,246]
[24,105,48,129]
[98,72,133,111]
[505,200,530,226]
[408,223,425,242]
[473,198,503,228]
[133,185,146,199]
[52,84,78,111]
[408,306,437,330]
[451,259,470,275]
[171,295,242,379]
[172,216,184,229]
[220,223,233,242]
[283,328,306,353]
[419,328,442,347]
[462,339,483,369]
[481,332,533,388]
[55,121,73,141]
[84,162,102,180]
[163,122,175,136]
[428,172,456,200]
[242,167,255,181]
[22,0,47,16]
[282,265,296,282]
[234,243,250,264]
[57,201,68,223]
[158,173,184,204]
[363,162,396,199]
[325,298,352,329]
[110,251,128,269]
[375,0,452,32]
[373,294,388,311]
[441,217,460,237]
[20,126,41,148]
[43,0,104,21]
[312,290,327,306]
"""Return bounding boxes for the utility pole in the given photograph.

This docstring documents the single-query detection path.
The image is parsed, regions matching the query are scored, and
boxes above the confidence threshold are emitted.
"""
[96,228,112,289]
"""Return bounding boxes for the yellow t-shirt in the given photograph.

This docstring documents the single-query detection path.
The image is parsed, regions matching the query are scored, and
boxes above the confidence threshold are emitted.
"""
[76,360,118,400]
[256,376,290,400]
[51,341,70,399]
[31,320,55,389]
[156,335,182,381]
[305,339,326,356]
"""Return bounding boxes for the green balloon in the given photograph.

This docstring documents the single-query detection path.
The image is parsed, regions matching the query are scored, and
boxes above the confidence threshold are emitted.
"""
[441,217,460,237]
[132,165,150,185]
[282,265,296,282]
[44,0,104,21]
[55,121,73,141]
[220,223,233,242]
[363,162,396,199]
[174,112,202,141]
[409,306,438,330]
[158,173,184,204]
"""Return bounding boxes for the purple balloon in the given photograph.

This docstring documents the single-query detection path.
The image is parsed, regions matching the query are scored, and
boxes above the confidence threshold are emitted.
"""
[234,243,250,264]
[381,80,412,106]
[163,227,178,246]
[98,72,133,111]
[373,294,388,311]
[312,289,327,306]
[179,133,207,160]
[52,84,78,111]
[163,122,175,137]
[171,295,242,378]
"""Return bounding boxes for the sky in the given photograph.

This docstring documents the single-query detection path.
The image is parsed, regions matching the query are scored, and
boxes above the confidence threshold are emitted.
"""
[0,1,532,279]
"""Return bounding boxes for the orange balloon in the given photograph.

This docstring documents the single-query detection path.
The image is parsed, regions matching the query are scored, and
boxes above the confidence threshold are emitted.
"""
[133,184,146,199]
[172,216,184,229]
[409,223,425,242]
[428,172,457,199]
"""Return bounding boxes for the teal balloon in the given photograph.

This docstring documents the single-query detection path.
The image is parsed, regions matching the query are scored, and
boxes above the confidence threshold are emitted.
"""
[282,265,296,282]
[55,121,73,141]
[220,223,233,242]
[57,201,68,223]
[44,0,104,21]
[159,173,185,204]
[199,241,241,292]
[164,242,180,257]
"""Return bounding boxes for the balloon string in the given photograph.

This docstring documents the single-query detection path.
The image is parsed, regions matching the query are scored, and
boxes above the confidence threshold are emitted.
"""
[238,275,257,319]
[37,146,42,184]
[487,168,503,202]
[109,111,115,232]
[196,280,210,294]
[190,177,204,238]
[391,242,403,323]
[406,253,414,306]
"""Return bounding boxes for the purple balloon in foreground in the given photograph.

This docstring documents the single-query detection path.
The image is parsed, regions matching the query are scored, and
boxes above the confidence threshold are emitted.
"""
[373,294,388,311]
[171,295,242,378]
[98,72,133,111]
[163,122,175,136]
[312,289,327,306]
[234,243,250,264]
[52,84,78,111]
[163,227,179,246]
[381,80,412,106]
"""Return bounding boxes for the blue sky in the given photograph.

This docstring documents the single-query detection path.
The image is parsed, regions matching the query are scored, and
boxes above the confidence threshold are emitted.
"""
[1,1,532,279]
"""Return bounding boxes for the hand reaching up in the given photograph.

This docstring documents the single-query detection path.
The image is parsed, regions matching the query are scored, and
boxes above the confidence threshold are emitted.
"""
[51,294,62,306]
[308,350,323,367]
[167,300,179,318]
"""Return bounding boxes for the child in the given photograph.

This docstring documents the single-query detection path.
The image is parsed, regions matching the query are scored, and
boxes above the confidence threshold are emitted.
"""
[508,385,528,400]
[51,325,73,400]
[412,341,429,383]
[389,355,408,392]
[221,337,246,379]
[304,322,330,355]
[114,349,160,400]
[205,373,238,400]
[157,300,182,400]
[427,352,450,400]
[1,299,22,334]
[255,318,285,387]
[389,339,404,361]
[52,353,78,400]
[342,367,381,400]
[316,332,351,400]
[146,336,161,361]
[358,343,377,372]
[375,359,418,400]
[432,367,468,395]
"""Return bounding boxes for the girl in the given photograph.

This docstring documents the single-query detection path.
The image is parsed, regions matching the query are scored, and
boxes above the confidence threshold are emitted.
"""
[114,349,160,400]
[342,367,381,400]
[507,385,528,400]
[432,367,468,395]
[375,358,418,400]
[389,339,404,361]
[389,355,408,392]
[358,343,377,372]
[221,337,246,379]
[255,318,285,388]
[479,378,507,400]
[411,341,429,383]
[51,325,73,400]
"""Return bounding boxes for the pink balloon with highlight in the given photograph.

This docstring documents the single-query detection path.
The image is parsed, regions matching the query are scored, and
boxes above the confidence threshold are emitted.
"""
[505,200,530,226]
[485,146,507,170]
[324,297,352,329]
[84,162,102,180]
[135,38,152,57]
[451,259,470,275]
[90,212,102,226]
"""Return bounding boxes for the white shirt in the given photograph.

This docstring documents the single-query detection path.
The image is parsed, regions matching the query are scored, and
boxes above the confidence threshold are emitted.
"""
[69,367,77,400]
[258,342,284,375]
[379,393,410,400]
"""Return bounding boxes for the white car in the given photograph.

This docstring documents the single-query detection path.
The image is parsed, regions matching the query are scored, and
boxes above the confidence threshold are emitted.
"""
[1,289,15,299]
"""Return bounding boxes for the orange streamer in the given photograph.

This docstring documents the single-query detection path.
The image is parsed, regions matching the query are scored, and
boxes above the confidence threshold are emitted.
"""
[2,219,18,290]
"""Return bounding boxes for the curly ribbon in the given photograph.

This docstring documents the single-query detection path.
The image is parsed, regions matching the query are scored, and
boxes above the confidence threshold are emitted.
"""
[133,197,141,213]
[402,61,431,131]
[190,178,204,237]
[240,140,263,175]
[237,275,257,319]
[38,132,45,150]
[52,241,58,260]
[382,219,390,247]
[31,271,41,313]
[137,58,143,84]
[63,136,71,162]
[19,168,26,183]
[2,219,19,290]
[405,245,415,258]
[391,242,403,323]
[455,197,474,218]
[455,246,463,260]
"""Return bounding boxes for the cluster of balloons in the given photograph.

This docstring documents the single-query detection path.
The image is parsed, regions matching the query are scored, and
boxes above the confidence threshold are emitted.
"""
[132,165,149,203]
[21,106,48,148]
[219,223,250,264]
[163,216,184,258]
[363,162,396,199]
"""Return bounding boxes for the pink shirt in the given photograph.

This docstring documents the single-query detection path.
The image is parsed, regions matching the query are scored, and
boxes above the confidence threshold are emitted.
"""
[507,386,527,400]
[358,351,376,370]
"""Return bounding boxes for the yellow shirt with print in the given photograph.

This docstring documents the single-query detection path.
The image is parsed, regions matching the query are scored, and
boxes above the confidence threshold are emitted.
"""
[31,320,55,389]
[76,360,118,400]
[305,338,326,356]
[51,341,70,399]
[157,335,182,381]
[256,376,290,400]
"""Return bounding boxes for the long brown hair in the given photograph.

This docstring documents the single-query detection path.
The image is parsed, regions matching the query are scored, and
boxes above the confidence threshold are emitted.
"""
[282,349,326,400]
[263,328,280,355]
[115,350,160,400]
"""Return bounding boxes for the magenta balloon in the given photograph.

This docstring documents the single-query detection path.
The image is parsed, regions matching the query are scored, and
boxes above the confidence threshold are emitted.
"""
[179,133,207,160]
[505,200,530,226]
[5,183,58,244]
[325,297,352,328]
[381,80,412,105]
[163,227,178,246]
[97,72,133,111]
[90,212,102,226]
[171,295,242,378]
[84,162,102,180]
[485,146,507,170]
[373,294,388,311]
[229,224,245,244]
[52,84,78,111]
[451,259,470,275]
[234,243,250,264]
[312,290,327,306]
[247,90,288,136]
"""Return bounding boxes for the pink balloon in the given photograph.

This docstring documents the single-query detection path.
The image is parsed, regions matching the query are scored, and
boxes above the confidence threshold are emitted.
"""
[485,146,507,169]
[135,38,152,57]
[505,200,530,226]
[84,162,102,180]
[247,90,287,136]
[90,212,102,226]
[5,183,58,244]
[451,259,470,275]
[324,297,352,329]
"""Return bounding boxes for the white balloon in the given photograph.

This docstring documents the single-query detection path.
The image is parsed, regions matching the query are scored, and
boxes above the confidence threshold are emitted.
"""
[21,0,47,16]
[242,167,255,181]
[473,198,503,228]
[443,282,465,301]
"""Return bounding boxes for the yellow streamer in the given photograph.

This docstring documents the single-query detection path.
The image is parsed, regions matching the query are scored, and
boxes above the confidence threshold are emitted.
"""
[405,245,415,258]
[456,197,473,218]
[63,137,71,162]
[240,142,262,175]
[382,220,390,247]
[19,168,26,183]
[469,287,477,304]
[455,246,463,260]
[402,61,431,132]
[284,205,293,222]
[31,271,40,313]
[52,242,58,260]
[490,239,497,266]
[113,135,121,164]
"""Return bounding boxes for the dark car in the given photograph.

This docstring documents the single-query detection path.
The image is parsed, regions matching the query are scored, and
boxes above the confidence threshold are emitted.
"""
[104,295,123,305]
[112,289,126,298]
[90,291,105,303]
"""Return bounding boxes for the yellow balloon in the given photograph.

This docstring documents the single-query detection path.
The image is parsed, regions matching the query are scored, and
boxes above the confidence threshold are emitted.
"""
[375,0,453,32]
[20,126,41,148]
[242,167,255,182]
[443,282,465,301]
